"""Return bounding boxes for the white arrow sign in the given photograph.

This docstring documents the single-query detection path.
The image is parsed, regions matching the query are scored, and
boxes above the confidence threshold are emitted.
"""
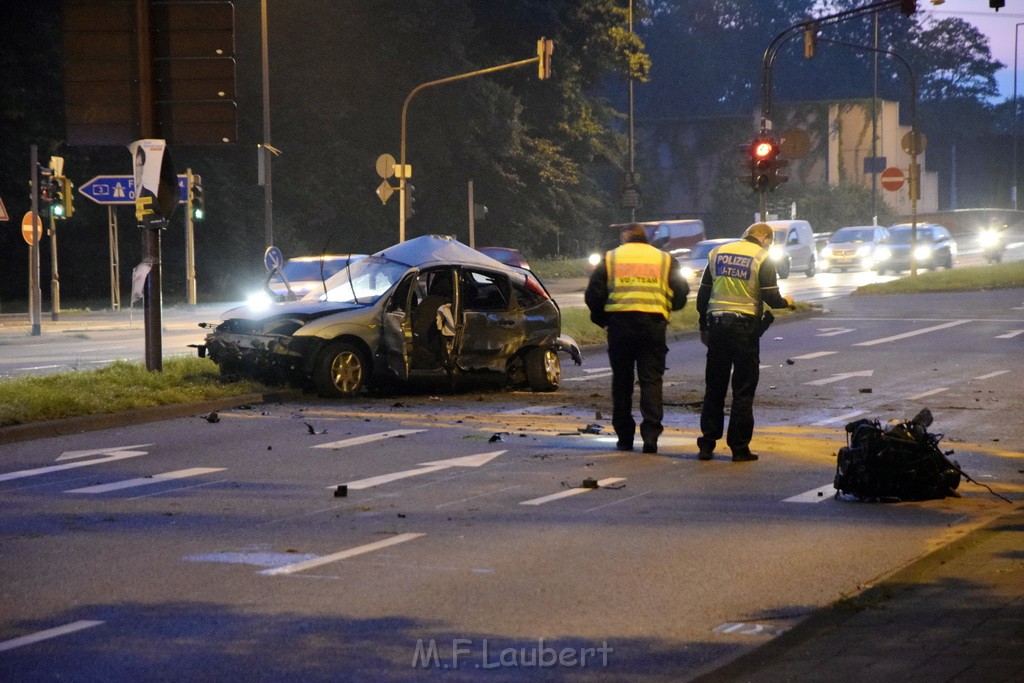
[330,450,506,491]
[804,370,874,386]
[56,443,154,461]
[0,451,149,483]
[816,327,855,337]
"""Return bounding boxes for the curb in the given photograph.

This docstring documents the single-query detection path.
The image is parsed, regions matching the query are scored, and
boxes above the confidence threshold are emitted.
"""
[0,391,299,446]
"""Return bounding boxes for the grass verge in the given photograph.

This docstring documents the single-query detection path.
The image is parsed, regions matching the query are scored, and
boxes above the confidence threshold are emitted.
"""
[854,260,1024,294]
[0,357,270,428]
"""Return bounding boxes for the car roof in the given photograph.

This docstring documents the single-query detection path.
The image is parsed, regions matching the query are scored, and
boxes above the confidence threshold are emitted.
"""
[374,234,520,272]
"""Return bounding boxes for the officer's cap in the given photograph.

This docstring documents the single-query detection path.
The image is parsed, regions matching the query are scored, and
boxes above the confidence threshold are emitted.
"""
[742,222,774,244]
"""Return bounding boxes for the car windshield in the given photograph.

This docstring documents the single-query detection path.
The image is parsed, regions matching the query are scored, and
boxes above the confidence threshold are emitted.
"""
[830,228,875,243]
[307,256,408,304]
[690,242,720,259]
[889,228,934,244]
[281,258,349,282]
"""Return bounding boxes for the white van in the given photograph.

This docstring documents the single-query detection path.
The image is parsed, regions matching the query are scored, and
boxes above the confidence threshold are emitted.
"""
[763,219,817,278]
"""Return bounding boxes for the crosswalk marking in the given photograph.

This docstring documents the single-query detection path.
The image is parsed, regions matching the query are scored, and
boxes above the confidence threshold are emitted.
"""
[64,467,226,494]
[853,319,972,347]
[0,620,104,652]
[260,533,425,576]
[995,329,1024,339]
[312,429,425,450]
[784,484,838,503]
[0,451,147,483]
[519,478,626,506]
[905,387,948,401]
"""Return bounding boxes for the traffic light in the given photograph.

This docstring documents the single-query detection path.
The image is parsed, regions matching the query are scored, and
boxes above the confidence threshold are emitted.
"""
[803,24,817,59]
[990,0,1004,10]
[746,137,789,192]
[190,174,205,220]
[899,0,916,16]
[404,184,416,221]
[52,176,74,219]
[537,38,553,80]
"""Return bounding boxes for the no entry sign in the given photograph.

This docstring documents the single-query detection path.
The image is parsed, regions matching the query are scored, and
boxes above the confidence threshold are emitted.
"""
[881,167,905,192]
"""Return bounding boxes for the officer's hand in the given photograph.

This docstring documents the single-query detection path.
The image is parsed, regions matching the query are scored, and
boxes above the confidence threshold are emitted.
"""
[700,330,709,347]
[785,296,796,310]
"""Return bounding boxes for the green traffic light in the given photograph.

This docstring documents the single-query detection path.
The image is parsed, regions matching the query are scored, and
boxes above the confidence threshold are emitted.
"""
[193,207,205,220]
[53,204,65,218]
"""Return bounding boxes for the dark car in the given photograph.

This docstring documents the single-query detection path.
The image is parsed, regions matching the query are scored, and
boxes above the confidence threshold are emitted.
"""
[199,235,581,397]
[874,223,957,274]
[476,247,530,271]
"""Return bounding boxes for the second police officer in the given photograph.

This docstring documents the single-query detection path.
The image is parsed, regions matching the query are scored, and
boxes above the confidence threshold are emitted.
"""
[696,222,795,463]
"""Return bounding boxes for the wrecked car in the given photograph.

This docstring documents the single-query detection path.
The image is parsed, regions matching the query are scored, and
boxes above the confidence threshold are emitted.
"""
[197,235,582,397]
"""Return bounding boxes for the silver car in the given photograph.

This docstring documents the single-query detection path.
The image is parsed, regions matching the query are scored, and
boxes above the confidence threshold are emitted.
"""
[199,235,582,397]
[819,225,890,272]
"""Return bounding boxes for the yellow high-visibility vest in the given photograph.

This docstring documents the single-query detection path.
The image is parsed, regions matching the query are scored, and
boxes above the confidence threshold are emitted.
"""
[604,243,673,319]
[707,239,768,318]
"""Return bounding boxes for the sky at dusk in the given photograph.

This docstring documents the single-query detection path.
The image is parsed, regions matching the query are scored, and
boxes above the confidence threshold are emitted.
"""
[927,0,1024,99]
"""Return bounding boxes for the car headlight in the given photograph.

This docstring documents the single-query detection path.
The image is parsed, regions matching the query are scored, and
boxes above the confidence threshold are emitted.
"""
[588,252,602,267]
[680,266,695,280]
[821,247,833,258]
[768,244,786,260]
[856,245,871,257]
[875,246,891,261]
[246,291,274,311]
[913,245,933,260]
[979,229,1000,248]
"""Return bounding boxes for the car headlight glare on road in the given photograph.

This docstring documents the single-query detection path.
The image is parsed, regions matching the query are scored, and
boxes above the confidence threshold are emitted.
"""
[913,245,933,261]
[588,253,602,267]
[246,291,274,311]
[979,229,1000,248]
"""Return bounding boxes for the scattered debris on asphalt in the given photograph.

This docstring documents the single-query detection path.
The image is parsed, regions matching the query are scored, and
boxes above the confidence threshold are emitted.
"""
[204,412,220,423]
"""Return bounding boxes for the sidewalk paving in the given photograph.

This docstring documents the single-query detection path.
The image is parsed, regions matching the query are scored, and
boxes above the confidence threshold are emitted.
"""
[695,504,1024,682]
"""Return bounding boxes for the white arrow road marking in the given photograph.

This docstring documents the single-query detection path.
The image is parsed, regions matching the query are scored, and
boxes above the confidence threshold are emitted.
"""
[0,452,147,483]
[816,327,854,337]
[564,372,613,382]
[64,467,225,494]
[995,329,1024,339]
[905,387,948,401]
[56,443,154,461]
[853,319,972,346]
[312,429,425,449]
[328,451,506,490]
[0,620,104,652]
[784,484,838,503]
[791,351,837,360]
[975,370,1010,380]
[260,533,425,576]
[804,370,874,386]
[811,410,865,426]
[519,478,626,506]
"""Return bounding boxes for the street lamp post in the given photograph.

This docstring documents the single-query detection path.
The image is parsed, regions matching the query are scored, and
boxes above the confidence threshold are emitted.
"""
[1013,23,1024,211]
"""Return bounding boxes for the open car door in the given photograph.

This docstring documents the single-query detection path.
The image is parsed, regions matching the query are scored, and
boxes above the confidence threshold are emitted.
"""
[381,270,418,381]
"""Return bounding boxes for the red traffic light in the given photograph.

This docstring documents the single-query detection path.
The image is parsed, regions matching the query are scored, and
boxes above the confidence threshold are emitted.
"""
[753,140,776,159]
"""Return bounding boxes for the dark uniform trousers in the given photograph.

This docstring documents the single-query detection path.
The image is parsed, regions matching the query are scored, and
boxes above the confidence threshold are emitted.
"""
[698,313,760,455]
[606,312,668,447]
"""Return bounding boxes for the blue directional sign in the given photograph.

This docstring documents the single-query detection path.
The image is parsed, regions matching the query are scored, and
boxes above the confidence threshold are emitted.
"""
[78,175,189,205]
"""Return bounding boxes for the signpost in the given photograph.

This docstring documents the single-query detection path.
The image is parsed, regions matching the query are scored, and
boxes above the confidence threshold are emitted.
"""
[880,167,905,192]
[77,174,190,312]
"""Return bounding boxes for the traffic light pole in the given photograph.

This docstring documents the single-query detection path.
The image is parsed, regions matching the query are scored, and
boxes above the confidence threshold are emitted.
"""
[49,212,60,321]
[399,41,551,242]
[185,168,197,305]
[29,145,42,336]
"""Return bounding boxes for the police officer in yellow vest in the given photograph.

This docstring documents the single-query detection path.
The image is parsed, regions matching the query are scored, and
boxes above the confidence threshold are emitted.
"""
[696,222,795,462]
[586,224,689,453]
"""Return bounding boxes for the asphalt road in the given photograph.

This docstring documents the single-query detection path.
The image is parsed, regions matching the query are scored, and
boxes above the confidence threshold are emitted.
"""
[1,288,1021,680]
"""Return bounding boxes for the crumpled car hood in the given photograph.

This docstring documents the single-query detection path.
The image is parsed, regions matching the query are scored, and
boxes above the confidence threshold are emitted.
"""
[221,299,365,322]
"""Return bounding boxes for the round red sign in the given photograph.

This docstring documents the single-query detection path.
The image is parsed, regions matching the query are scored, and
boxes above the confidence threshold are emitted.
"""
[880,167,905,192]
[21,211,43,246]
